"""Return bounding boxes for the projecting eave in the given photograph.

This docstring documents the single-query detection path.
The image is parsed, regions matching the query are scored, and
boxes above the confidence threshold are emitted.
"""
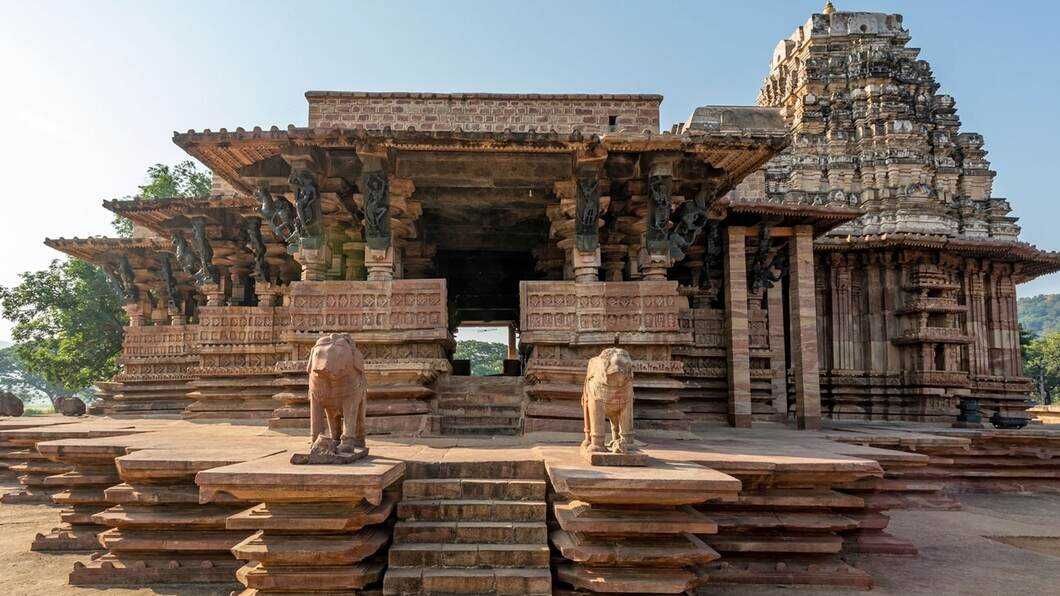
[44,236,170,266]
[716,192,864,237]
[103,195,258,237]
[815,234,1060,282]
[172,125,790,196]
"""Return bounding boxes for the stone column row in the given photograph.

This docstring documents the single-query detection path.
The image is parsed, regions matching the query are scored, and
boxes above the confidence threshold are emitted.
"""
[725,225,820,430]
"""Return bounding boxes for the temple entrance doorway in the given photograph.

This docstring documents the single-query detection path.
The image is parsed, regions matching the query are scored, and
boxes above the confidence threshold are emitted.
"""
[452,324,518,376]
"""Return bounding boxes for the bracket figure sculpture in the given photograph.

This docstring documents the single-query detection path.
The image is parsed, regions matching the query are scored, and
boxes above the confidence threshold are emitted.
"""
[290,333,369,465]
[580,347,649,466]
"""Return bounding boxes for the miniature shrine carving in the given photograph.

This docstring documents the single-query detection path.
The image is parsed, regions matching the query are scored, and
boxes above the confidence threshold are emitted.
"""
[291,333,369,464]
[581,347,649,466]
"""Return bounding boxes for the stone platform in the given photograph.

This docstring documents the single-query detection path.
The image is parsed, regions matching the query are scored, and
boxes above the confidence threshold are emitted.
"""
[0,416,1056,594]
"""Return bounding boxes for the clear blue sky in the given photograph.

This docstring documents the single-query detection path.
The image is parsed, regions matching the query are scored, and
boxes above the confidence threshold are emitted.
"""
[2,0,1059,341]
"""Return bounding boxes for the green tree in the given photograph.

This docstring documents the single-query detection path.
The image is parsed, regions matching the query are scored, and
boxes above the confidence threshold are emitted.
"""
[111,160,212,237]
[454,340,507,376]
[0,345,72,402]
[1018,293,1060,337]
[0,259,126,404]
[1023,329,1060,406]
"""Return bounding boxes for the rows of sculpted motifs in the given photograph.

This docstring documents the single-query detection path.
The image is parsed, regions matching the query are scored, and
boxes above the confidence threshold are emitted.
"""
[270,280,451,435]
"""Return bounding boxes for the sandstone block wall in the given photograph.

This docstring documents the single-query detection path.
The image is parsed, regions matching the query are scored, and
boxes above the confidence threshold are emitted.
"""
[306,92,661,133]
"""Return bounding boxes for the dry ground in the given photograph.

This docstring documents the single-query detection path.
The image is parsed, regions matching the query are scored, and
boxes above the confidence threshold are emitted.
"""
[0,479,1057,596]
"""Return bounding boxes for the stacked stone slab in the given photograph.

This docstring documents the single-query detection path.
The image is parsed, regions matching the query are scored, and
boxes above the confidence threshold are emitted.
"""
[433,376,524,436]
[0,420,141,505]
[197,451,403,594]
[111,323,197,417]
[184,304,287,422]
[830,424,1060,493]
[33,436,139,552]
[385,460,551,595]
[691,446,914,586]
[70,445,271,585]
[0,418,75,481]
[544,454,740,594]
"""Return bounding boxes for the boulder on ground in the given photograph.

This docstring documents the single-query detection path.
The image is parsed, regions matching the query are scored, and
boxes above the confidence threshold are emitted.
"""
[56,396,86,417]
[0,391,24,417]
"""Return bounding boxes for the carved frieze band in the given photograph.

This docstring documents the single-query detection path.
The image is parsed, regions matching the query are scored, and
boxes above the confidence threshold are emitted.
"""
[520,280,684,334]
[288,279,447,333]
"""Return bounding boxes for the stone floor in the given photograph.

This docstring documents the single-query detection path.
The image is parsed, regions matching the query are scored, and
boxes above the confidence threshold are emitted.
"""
[1,484,1056,595]
[707,493,1060,595]
[1,417,1057,594]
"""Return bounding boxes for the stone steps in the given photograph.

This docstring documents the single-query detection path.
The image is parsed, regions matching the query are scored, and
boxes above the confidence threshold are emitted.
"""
[390,543,551,568]
[384,461,550,595]
[403,478,546,501]
[394,521,548,544]
[384,567,551,595]
[433,376,526,437]
[397,499,547,522]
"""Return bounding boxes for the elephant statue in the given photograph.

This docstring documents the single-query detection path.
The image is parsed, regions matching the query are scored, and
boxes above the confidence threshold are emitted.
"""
[294,333,368,464]
[581,347,636,455]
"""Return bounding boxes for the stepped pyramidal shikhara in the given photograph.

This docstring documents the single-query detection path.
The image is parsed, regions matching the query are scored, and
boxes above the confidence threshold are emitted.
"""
[6,4,1056,595]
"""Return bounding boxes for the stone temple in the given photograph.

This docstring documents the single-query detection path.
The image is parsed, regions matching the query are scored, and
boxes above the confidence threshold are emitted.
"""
[2,5,1057,595]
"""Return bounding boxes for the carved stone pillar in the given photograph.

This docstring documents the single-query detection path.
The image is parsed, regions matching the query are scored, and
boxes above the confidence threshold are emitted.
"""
[507,323,518,360]
[572,249,601,283]
[168,305,186,326]
[228,267,249,306]
[255,282,283,308]
[788,225,821,430]
[123,303,145,327]
[365,245,395,281]
[641,163,675,281]
[361,168,394,281]
[343,229,367,281]
[724,225,752,428]
[601,245,626,282]
[767,278,788,420]
[573,174,602,283]
[295,245,331,281]
[202,283,226,307]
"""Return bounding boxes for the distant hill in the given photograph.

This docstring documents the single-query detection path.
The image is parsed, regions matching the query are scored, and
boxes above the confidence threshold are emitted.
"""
[1018,294,1060,337]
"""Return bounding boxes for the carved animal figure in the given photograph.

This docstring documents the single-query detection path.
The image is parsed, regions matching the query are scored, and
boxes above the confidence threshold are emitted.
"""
[581,348,636,454]
[307,333,367,453]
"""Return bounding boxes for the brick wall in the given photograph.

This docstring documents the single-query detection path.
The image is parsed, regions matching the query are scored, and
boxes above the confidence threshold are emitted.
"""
[306,92,661,134]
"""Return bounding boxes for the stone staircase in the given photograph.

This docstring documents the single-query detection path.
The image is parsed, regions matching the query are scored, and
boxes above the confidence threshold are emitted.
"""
[383,461,551,595]
[434,376,525,436]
